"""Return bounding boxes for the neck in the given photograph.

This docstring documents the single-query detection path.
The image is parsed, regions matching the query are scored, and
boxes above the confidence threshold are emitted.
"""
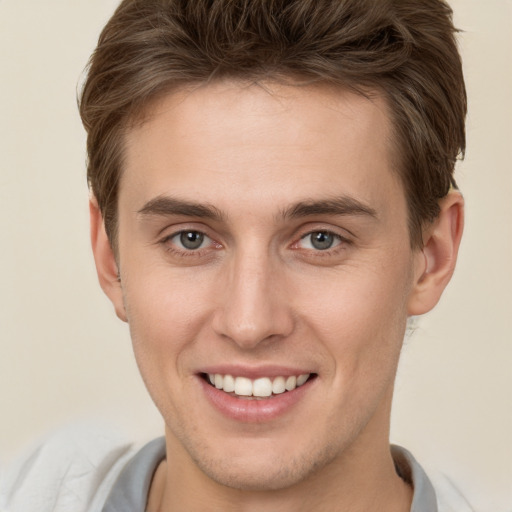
[148,389,412,512]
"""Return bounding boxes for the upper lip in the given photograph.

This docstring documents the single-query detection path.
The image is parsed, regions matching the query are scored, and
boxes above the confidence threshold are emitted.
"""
[196,365,315,379]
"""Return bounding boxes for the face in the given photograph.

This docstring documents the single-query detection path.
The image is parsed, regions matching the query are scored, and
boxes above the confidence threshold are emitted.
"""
[108,82,425,490]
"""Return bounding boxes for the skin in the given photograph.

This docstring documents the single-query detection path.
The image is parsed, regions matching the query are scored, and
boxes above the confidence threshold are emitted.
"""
[91,81,464,511]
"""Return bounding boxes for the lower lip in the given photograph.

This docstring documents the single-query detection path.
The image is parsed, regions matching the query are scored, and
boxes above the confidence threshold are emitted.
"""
[199,376,314,423]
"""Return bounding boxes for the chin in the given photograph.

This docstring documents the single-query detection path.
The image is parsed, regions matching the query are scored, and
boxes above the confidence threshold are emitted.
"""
[197,458,308,491]
[189,439,340,492]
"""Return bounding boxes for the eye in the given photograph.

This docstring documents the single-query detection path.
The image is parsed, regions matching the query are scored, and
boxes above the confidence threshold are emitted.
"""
[171,230,210,250]
[298,231,342,251]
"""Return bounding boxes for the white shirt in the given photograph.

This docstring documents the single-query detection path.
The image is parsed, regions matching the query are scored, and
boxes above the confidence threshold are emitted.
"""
[0,425,474,512]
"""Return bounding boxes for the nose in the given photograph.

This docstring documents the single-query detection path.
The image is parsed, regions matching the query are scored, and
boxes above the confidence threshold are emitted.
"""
[211,249,294,350]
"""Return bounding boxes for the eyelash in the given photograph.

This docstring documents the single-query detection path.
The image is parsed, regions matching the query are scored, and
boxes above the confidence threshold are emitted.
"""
[293,230,351,256]
[158,228,351,259]
[159,230,220,258]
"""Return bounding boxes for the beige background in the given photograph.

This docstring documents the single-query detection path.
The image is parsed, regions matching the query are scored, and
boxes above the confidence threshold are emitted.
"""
[0,1,510,510]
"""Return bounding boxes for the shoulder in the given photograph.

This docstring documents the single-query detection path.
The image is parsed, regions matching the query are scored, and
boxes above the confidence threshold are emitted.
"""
[392,445,475,512]
[0,424,136,512]
[430,472,476,512]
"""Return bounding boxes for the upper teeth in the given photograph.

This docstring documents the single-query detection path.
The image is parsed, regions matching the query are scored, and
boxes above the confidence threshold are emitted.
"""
[207,373,310,397]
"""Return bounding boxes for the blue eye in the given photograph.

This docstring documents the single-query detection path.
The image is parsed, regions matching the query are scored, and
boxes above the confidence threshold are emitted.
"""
[172,231,209,250]
[299,231,341,251]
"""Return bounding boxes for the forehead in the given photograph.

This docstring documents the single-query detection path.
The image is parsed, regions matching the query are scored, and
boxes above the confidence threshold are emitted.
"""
[120,81,404,221]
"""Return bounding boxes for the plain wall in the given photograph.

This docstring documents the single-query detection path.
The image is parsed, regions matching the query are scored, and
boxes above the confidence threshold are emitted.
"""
[0,1,510,510]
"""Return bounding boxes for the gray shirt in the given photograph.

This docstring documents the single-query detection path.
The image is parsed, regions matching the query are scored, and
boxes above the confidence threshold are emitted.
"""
[102,439,439,511]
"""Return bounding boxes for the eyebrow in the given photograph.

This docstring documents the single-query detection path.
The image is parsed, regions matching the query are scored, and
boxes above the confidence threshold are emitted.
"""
[282,196,377,220]
[137,194,377,222]
[137,196,224,221]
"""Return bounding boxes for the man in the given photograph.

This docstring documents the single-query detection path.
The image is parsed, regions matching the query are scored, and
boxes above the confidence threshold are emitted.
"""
[1,0,468,510]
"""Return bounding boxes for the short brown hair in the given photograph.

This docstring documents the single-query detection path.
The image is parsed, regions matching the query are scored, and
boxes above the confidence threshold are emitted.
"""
[79,0,466,248]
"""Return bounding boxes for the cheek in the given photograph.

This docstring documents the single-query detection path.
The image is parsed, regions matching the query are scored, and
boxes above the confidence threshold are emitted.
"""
[297,260,413,375]
[121,267,214,379]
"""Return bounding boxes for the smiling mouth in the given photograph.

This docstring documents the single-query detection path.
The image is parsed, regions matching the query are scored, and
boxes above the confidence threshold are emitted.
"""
[202,373,316,399]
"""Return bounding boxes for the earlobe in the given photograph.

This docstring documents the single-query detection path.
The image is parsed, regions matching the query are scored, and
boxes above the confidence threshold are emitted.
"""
[89,198,127,322]
[407,190,464,316]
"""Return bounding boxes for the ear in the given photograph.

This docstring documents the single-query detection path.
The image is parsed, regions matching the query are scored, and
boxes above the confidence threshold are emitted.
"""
[407,190,464,316]
[89,197,127,322]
